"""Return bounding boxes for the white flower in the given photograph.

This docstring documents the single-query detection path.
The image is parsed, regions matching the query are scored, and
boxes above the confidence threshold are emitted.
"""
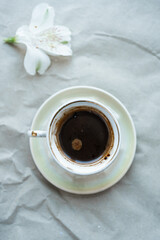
[4,3,72,75]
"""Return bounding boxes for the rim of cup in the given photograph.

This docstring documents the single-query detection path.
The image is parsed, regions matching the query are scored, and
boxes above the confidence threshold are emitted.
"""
[47,99,121,176]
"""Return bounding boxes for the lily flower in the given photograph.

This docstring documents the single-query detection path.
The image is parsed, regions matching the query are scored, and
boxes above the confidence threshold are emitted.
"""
[4,3,72,75]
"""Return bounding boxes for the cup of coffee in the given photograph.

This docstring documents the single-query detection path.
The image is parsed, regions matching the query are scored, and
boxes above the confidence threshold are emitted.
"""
[28,100,121,175]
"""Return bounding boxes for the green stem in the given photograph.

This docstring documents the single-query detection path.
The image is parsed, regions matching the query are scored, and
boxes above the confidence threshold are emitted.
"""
[4,36,17,44]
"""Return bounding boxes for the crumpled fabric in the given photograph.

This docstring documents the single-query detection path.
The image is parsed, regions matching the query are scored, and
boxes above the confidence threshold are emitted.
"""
[0,0,160,239]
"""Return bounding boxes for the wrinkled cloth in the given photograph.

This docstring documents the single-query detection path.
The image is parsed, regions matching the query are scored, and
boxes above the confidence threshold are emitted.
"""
[0,0,160,239]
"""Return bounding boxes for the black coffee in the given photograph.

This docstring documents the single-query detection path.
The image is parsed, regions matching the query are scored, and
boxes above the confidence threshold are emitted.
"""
[58,110,109,162]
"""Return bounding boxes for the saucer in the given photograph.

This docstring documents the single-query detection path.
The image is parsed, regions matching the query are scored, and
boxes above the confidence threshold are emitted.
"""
[29,86,136,194]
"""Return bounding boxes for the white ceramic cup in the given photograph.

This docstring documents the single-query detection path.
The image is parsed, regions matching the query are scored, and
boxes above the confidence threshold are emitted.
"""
[28,100,121,175]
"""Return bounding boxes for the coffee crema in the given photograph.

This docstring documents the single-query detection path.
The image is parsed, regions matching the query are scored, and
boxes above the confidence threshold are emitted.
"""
[58,110,111,163]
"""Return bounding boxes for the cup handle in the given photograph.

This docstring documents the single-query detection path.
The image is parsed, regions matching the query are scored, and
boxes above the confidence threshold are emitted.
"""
[28,130,47,137]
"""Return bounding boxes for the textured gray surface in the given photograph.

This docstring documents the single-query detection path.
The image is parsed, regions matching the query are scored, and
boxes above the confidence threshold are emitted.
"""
[0,0,160,239]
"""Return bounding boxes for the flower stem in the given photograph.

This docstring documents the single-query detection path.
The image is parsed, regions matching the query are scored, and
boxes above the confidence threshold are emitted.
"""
[4,36,17,44]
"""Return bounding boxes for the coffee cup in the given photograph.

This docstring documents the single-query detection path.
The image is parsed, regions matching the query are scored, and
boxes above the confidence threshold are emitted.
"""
[28,100,121,175]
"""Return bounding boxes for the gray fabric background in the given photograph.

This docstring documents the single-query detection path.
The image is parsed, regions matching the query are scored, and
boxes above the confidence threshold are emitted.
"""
[0,0,160,239]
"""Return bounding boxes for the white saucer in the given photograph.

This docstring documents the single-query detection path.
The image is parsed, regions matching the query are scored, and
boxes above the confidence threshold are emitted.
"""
[29,86,136,194]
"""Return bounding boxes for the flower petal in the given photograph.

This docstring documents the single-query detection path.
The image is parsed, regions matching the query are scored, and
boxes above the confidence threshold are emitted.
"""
[50,44,72,56]
[52,25,71,42]
[33,26,72,56]
[29,3,55,34]
[38,42,72,56]
[24,45,51,75]
[16,25,31,45]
